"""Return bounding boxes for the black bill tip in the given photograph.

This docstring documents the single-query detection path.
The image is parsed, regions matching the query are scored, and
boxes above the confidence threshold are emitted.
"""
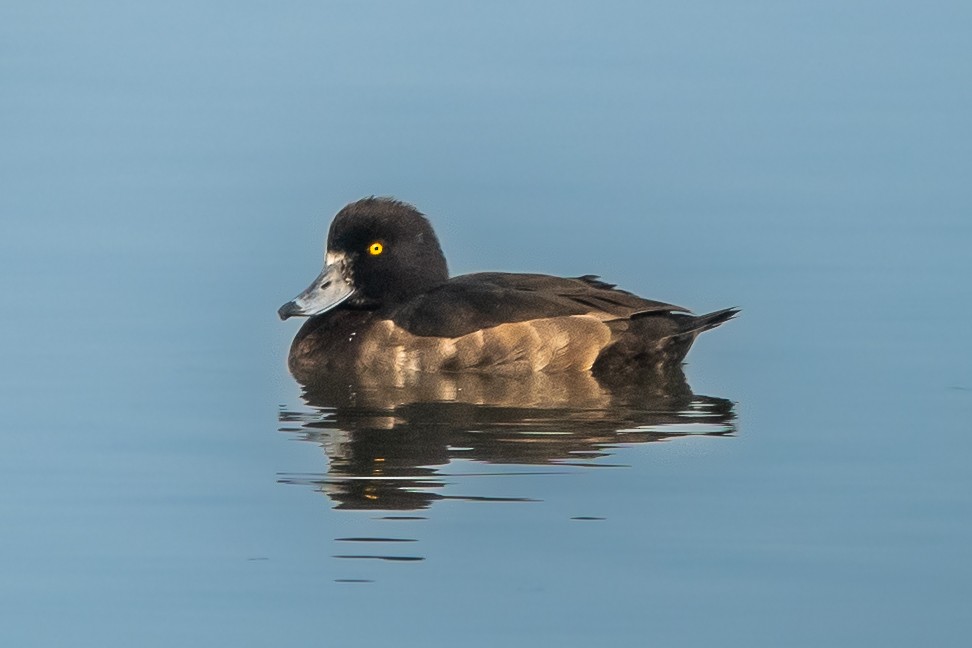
[278,301,300,320]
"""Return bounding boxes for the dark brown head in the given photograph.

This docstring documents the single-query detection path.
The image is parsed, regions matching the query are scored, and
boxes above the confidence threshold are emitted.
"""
[278,197,449,319]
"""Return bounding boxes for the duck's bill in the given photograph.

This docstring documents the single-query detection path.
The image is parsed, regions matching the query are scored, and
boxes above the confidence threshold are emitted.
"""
[278,254,354,320]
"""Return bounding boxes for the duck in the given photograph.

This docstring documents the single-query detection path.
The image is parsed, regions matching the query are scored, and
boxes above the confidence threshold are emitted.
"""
[278,197,737,384]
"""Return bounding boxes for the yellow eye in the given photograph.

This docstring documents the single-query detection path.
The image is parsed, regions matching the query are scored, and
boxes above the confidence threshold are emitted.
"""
[368,242,384,256]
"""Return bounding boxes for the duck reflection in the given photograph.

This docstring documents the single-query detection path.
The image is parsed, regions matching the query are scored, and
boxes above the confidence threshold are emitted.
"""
[278,366,736,511]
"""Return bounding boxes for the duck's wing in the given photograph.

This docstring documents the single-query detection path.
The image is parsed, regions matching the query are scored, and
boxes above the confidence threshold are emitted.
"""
[389,272,689,338]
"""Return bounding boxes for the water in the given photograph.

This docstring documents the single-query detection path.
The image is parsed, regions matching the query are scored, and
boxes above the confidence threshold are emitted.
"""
[2,2,971,646]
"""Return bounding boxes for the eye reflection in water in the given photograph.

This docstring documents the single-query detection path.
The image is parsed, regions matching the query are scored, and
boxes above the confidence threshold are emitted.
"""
[278,366,736,517]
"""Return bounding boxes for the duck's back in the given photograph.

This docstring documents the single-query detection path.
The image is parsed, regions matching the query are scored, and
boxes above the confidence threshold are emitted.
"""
[388,273,688,337]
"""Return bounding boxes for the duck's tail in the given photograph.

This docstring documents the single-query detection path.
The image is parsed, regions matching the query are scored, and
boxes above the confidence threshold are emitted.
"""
[679,307,740,336]
[593,306,738,379]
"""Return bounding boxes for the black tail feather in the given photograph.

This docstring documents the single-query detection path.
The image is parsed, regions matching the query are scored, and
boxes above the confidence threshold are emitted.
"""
[679,307,740,336]
[592,306,738,377]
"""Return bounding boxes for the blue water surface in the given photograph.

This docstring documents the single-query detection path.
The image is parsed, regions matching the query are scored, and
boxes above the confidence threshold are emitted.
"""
[1,2,970,646]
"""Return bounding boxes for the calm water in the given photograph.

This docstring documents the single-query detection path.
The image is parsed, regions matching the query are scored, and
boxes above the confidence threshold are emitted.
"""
[2,2,971,646]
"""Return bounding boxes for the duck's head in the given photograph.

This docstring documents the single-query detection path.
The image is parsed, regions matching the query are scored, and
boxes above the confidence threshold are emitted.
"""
[278,197,449,320]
